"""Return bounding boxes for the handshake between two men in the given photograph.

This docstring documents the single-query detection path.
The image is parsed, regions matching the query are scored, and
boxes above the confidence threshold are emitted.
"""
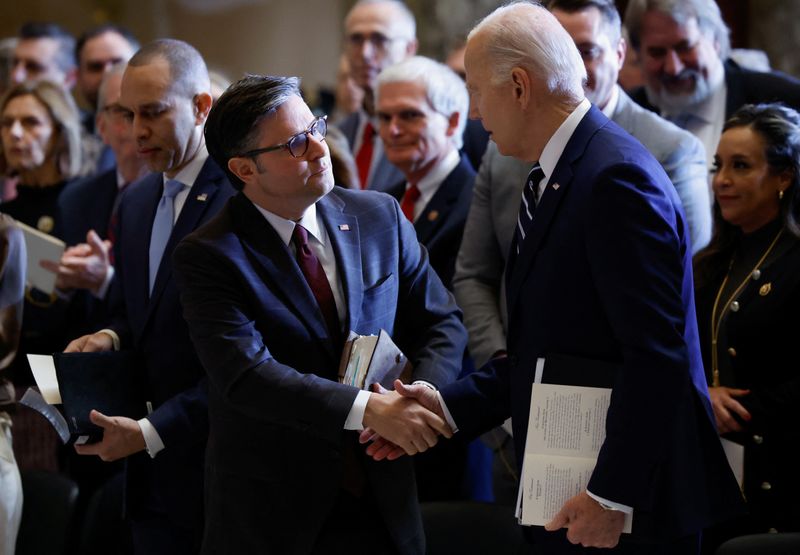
[361,380,449,462]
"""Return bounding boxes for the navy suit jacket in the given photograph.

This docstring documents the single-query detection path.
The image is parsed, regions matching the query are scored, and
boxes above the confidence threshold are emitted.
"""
[386,153,476,289]
[58,168,118,246]
[107,157,234,532]
[440,107,743,543]
[172,188,467,554]
[631,59,800,119]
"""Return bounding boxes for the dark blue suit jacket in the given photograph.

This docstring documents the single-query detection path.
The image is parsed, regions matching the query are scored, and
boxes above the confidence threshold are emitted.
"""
[59,168,118,246]
[172,188,467,554]
[107,157,234,534]
[386,153,476,289]
[440,107,744,543]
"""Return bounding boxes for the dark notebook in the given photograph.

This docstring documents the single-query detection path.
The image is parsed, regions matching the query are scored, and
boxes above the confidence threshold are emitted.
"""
[54,351,147,442]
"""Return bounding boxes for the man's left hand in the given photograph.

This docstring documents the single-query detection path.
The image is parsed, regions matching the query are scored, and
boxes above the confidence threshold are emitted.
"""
[73,409,146,461]
[544,491,625,548]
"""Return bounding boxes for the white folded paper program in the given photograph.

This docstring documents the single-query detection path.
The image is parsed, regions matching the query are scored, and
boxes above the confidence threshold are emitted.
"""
[516,358,633,533]
[16,220,65,295]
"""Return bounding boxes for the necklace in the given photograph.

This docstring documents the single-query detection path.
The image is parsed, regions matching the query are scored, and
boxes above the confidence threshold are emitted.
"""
[709,228,784,387]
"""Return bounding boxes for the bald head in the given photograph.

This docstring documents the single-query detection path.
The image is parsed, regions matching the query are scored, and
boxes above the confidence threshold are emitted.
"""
[128,38,210,99]
[344,0,418,93]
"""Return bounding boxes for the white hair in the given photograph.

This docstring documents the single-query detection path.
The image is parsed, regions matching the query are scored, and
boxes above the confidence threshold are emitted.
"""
[97,61,127,112]
[375,56,468,149]
[468,1,586,102]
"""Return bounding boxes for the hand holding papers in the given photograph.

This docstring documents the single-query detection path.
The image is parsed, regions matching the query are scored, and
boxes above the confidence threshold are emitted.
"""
[517,355,633,537]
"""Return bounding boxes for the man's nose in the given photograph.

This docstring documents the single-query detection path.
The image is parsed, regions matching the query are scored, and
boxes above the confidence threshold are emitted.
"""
[663,49,684,76]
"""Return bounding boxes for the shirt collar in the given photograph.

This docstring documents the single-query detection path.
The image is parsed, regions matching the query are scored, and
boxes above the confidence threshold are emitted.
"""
[252,201,324,247]
[412,148,460,197]
[538,98,592,181]
[600,85,620,119]
[163,142,208,188]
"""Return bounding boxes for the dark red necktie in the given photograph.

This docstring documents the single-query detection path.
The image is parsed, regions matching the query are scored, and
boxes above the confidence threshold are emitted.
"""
[291,224,340,344]
[355,122,374,189]
[400,184,421,222]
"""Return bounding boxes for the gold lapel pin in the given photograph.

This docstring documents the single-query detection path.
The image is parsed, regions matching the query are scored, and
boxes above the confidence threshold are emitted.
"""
[759,282,772,296]
[196,193,208,202]
[427,210,439,222]
[338,224,350,231]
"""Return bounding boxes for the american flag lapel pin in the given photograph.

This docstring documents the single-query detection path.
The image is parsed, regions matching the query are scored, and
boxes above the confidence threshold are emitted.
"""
[338,224,350,231]
[196,193,208,202]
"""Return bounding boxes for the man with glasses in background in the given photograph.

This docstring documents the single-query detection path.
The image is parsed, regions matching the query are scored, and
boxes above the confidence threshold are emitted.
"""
[172,74,466,554]
[337,0,417,190]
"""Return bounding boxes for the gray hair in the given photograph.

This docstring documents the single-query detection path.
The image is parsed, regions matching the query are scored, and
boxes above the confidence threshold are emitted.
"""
[625,0,730,59]
[96,61,127,112]
[469,1,586,102]
[375,56,468,149]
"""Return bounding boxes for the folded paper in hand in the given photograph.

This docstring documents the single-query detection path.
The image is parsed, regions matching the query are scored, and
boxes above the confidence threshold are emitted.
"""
[23,352,146,444]
[338,329,412,390]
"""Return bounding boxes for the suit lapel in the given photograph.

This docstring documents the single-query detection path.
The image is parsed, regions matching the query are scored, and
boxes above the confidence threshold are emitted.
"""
[231,194,339,362]
[318,191,362,335]
[413,156,469,245]
[146,159,226,318]
[506,106,605,313]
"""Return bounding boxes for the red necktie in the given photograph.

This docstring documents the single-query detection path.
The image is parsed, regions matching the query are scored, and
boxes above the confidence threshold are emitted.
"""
[355,122,374,189]
[291,224,340,345]
[400,184,421,222]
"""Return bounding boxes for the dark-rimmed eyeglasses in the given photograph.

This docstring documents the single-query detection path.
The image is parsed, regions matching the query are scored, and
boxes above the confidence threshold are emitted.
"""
[240,115,327,159]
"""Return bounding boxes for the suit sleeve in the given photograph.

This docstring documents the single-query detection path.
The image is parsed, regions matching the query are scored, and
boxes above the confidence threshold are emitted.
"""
[584,162,695,507]
[390,195,468,389]
[659,132,712,253]
[452,146,509,367]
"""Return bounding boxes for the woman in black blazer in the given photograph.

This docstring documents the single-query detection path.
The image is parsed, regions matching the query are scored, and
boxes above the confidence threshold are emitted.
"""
[695,103,800,541]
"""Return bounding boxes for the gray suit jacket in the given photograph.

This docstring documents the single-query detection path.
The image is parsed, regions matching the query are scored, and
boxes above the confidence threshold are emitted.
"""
[453,87,711,366]
[336,111,404,192]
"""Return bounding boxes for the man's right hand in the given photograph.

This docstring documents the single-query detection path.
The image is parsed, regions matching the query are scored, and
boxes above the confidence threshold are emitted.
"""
[65,331,114,353]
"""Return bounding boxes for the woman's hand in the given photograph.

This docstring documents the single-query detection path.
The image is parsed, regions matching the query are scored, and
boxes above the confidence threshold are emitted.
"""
[709,386,751,434]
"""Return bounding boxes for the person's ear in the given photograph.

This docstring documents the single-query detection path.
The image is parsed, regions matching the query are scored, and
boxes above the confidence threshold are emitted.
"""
[510,67,531,109]
[228,156,256,186]
[193,92,214,125]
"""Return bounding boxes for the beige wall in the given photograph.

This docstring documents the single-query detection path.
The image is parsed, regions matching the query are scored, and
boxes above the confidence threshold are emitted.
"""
[1,0,346,105]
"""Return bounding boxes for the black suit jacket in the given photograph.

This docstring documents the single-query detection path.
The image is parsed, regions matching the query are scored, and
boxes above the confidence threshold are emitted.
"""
[107,157,234,535]
[386,154,476,289]
[172,188,467,554]
[631,59,800,119]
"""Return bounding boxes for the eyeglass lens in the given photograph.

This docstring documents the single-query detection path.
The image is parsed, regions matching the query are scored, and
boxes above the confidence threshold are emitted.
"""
[287,117,327,157]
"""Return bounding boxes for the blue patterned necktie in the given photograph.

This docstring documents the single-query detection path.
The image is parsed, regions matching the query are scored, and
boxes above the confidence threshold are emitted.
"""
[514,163,545,255]
[148,179,184,294]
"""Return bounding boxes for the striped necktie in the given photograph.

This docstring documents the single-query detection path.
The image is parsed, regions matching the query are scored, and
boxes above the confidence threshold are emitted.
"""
[514,163,544,255]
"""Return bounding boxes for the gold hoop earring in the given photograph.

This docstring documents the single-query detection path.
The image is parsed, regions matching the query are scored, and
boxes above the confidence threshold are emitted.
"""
[779,189,785,200]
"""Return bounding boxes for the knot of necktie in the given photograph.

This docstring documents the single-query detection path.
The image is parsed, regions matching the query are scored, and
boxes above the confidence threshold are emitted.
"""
[163,179,184,199]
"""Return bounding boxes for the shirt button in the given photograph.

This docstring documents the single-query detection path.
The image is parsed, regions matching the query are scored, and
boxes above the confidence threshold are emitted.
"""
[730,301,740,312]
[768,528,778,533]
[753,435,764,445]
[752,269,761,280]
[761,481,772,490]
[727,347,737,357]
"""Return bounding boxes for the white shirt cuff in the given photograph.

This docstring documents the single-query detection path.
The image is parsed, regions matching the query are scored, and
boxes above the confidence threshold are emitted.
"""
[93,264,115,299]
[436,391,459,433]
[97,328,120,351]
[138,417,165,458]
[344,389,371,430]
[586,490,634,514]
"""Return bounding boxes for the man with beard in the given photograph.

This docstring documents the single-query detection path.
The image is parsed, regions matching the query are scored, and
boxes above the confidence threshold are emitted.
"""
[625,0,800,166]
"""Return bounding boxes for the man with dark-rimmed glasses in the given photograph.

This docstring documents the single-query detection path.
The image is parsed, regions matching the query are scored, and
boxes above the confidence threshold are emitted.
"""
[171,74,466,554]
